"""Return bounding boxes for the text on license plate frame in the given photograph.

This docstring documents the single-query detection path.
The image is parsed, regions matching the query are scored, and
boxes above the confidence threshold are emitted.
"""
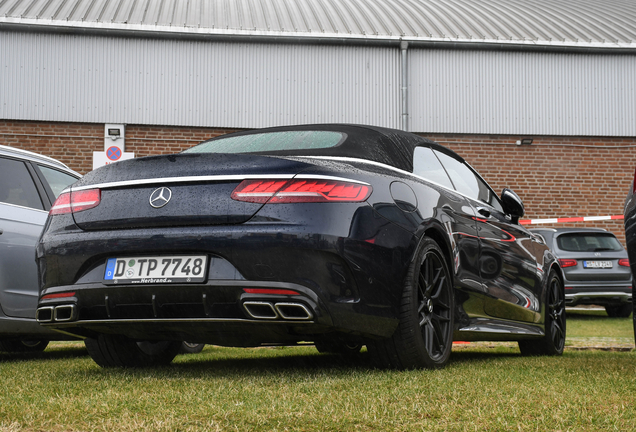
[104,255,208,284]
[583,260,613,269]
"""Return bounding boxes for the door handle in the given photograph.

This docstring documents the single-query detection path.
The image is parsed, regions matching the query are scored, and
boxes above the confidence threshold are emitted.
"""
[476,207,491,218]
[0,228,3,235]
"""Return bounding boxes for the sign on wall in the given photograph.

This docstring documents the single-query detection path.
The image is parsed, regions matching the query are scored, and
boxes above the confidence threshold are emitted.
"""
[93,124,134,169]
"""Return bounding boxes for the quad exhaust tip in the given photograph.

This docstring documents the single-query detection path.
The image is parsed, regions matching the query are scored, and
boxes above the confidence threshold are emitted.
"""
[274,302,313,320]
[243,301,313,321]
[36,304,76,323]
[35,306,54,323]
[243,301,279,320]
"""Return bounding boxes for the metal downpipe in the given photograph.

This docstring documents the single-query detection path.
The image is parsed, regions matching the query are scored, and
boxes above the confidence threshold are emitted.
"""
[400,41,409,131]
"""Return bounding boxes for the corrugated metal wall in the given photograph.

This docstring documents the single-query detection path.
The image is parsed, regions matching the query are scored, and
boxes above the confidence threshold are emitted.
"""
[2,31,635,136]
[0,32,400,129]
[409,49,636,136]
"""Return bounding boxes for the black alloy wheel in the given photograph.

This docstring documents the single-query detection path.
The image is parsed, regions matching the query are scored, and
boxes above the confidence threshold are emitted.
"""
[519,269,566,356]
[368,236,454,369]
[605,304,633,318]
[179,342,206,354]
[0,339,49,353]
[85,334,182,368]
[315,339,363,356]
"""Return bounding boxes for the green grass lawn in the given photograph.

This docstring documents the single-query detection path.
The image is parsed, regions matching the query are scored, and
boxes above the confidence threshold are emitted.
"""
[566,308,634,349]
[0,311,634,431]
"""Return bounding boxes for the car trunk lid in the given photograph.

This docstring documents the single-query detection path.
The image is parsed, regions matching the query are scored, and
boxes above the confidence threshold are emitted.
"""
[70,153,311,231]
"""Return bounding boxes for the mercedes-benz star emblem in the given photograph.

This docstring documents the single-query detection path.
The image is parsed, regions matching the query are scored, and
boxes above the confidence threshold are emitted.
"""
[149,187,172,208]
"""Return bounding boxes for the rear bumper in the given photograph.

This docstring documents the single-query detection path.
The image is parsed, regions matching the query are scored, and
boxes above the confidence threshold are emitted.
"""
[0,313,78,340]
[37,217,416,343]
[564,286,632,306]
[37,279,399,344]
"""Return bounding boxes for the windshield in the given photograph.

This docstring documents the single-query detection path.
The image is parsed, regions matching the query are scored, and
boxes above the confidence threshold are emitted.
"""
[184,131,346,154]
[556,233,624,252]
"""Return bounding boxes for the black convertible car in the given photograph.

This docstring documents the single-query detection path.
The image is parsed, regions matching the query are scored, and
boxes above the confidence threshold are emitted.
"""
[624,167,636,339]
[36,124,565,369]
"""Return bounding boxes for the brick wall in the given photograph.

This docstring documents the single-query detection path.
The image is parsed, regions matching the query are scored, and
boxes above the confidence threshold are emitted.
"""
[0,120,238,174]
[420,133,635,245]
[1,119,633,244]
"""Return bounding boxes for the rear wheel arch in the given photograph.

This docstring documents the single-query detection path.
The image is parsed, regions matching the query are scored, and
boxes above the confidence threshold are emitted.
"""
[519,268,566,356]
[368,235,455,369]
[422,227,454,277]
[549,264,565,289]
[547,263,566,315]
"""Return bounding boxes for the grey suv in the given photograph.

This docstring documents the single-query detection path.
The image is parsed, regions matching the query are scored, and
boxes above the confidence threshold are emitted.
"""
[531,228,632,317]
[0,145,80,352]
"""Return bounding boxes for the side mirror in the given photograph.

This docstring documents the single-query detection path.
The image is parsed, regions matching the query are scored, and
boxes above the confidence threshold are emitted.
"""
[501,188,525,223]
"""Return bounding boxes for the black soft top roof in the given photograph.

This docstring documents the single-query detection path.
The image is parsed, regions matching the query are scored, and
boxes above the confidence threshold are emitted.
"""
[197,124,461,172]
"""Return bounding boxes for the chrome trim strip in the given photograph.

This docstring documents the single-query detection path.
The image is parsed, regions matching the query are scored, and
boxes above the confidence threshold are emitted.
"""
[457,325,544,336]
[296,155,502,213]
[41,317,315,325]
[565,292,632,300]
[70,173,370,191]
[71,174,295,191]
[294,174,370,186]
[0,200,49,214]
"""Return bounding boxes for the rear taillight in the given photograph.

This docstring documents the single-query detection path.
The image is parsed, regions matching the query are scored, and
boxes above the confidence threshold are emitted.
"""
[50,189,101,215]
[231,179,372,204]
[41,292,76,300]
[243,288,301,295]
[49,192,72,215]
[633,167,636,194]
[558,259,578,268]
[619,258,630,267]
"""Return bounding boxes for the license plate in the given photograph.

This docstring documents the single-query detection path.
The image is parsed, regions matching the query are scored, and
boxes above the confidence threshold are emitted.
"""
[583,260,613,269]
[104,255,208,284]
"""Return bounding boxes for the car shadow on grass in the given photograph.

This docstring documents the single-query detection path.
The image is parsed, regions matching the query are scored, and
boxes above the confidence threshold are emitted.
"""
[172,350,376,376]
[0,345,88,363]
[88,345,526,377]
[448,349,524,365]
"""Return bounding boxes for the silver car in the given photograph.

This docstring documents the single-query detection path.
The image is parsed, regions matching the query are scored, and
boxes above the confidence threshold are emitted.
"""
[531,228,632,317]
[0,145,80,352]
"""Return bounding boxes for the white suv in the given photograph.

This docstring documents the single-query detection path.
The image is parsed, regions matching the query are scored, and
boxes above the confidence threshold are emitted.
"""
[0,145,80,352]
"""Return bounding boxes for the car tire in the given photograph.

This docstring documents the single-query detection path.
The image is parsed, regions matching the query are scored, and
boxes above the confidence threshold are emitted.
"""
[0,339,49,353]
[605,304,633,318]
[518,269,566,356]
[314,340,363,356]
[368,236,454,369]
[179,342,206,354]
[84,334,181,368]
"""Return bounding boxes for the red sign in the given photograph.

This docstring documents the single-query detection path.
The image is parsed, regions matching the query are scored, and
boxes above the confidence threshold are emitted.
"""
[106,146,122,161]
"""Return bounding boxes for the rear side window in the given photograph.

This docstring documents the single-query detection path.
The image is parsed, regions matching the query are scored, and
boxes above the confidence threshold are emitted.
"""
[184,131,346,154]
[557,234,623,252]
[37,165,78,198]
[433,151,480,198]
[0,157,44,210]
[433,151,504,212]
[412,147,454,189]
